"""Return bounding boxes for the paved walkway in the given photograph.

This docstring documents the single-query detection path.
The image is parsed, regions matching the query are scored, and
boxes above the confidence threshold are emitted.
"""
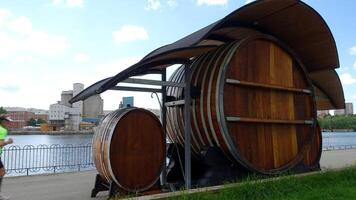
[320,149,356,168]
[3,171,105,200]
[2,149,356,200]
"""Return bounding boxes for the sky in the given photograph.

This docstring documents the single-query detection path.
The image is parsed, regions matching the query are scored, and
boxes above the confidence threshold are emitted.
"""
[0,0,355,111]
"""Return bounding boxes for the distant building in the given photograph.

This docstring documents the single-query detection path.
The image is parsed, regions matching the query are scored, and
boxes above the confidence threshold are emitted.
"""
[49,83,103,131]
[4,107,49,129]
[345,102,353,115]
[27,108,49,115]
[83,95,104,118]
[6,110,35,129]
[34,114,49,122]
[334,102,353,116]
[121,96,134,108]
[61,91,73,107]
[333,109,344,115]
[49,102,70,130]
[317,110,330,118]
[28,108,49,122]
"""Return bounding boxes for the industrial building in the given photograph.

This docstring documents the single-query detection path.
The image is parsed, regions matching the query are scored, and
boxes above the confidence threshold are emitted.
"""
[49,83,103,130]
[334,102,353,115]
[119,96,134,108]
[4,107,49,129]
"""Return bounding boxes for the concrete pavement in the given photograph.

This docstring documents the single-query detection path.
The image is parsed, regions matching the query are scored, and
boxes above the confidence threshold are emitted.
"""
[2,149,356,200]
[320,149,356,168]
[3,170,106,200]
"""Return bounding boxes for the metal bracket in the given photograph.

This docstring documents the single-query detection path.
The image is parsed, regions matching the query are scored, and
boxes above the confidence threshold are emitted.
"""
[165,100,185,107]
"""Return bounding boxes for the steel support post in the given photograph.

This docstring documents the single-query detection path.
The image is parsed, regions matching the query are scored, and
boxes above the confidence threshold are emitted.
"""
[184,64,192,189]
[160,68,167,186]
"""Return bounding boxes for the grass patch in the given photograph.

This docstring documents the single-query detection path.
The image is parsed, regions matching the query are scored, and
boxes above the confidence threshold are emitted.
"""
[170,167,356,200]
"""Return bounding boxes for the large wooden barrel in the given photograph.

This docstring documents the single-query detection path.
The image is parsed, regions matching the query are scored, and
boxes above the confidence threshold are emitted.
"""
[93,107,165,192]
[167,35,318,174]
[303,123,322,169]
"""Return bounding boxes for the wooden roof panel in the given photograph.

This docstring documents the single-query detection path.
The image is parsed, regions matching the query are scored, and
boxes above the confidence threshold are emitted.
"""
[70,0,344,110]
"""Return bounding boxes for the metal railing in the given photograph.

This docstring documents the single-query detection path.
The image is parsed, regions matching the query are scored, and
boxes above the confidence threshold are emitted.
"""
[0,142,355,176]
[1,144,94,176]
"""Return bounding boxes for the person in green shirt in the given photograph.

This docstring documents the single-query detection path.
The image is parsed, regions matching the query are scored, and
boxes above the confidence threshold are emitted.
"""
[0,116,13,200]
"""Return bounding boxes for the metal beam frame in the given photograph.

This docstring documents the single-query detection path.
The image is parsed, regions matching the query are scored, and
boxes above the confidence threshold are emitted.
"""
[109,86,162,93]
[183,64,192,189]
[160,69,167,186]
[107,65,193,190]
[122,78,185,88]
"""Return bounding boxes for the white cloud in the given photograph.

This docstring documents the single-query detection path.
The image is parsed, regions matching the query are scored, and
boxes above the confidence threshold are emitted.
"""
[167,0,178,7]
[354,61,356,68]
[0,9,69,58]
[52,0,63,5]
[6,16,33,34]
[0,84,20,93]
[67,0,84,8]
[197,0,228,6]
[74,53,90,62]
[52,0,84,8]
[245,0,255,4]
[145,0,161,11]
[113,25,149,44]
[0,8,12,27]
[14,55,33,63]
[340,73,356,85]
[95,56,142,78]
[350,46,356,55]
[23,31,69,56]
[0,32,18,58]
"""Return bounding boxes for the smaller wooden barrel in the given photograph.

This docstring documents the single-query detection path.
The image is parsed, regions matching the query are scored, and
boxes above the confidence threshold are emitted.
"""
[93,107,165,192]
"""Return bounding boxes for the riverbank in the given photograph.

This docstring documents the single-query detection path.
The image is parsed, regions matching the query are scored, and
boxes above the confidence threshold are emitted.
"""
[8,130,94,135]
[322,129,355,132]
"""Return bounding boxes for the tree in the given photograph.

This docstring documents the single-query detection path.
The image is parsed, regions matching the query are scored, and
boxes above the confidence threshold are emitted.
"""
[27,118,37,126]
[0,107,7,114]
[37,118,47,124]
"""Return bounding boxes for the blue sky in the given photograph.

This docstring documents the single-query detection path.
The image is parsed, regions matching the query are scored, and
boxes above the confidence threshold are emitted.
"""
[0,0,355,111]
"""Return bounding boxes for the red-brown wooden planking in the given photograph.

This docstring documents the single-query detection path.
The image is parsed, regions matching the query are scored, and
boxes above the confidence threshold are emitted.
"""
[93,108,165,192]
[302,123,322,169]
[167,35,319,174]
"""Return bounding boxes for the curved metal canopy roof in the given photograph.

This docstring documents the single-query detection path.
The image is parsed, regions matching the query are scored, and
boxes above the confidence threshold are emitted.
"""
[70,0,344,110]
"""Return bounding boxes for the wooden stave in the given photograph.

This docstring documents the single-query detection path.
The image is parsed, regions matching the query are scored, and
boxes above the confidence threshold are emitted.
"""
[302,123,322,169]
[93,109,125,183]
[167,35,319,174]
[92,107,165,192]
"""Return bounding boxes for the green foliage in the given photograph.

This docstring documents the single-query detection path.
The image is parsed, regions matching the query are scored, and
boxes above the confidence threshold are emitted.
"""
[27,118,37,126]
[318,115,356,130]
[0,107,7,114]
[171,167,356,200]
[36,118,47,124]
[27,118,47,126]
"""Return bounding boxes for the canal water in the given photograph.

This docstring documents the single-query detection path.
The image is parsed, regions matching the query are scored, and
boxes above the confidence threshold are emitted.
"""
[9,134,93,147]
[7,132,356,147]
[322,132,356,148]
